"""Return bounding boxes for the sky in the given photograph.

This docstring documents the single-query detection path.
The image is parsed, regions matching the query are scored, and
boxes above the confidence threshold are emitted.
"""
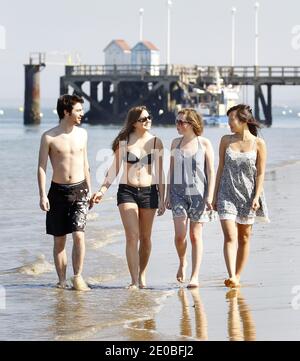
[1,0,300,107]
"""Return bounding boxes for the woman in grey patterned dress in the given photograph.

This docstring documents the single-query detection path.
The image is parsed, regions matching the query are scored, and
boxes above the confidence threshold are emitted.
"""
[165,108,215,288]
[213,104,269,289]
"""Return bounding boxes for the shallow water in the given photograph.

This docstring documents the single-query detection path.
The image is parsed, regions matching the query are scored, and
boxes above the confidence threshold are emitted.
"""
[0,113,300,340]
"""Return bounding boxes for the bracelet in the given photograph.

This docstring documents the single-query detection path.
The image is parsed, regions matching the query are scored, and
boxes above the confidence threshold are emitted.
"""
[98,190,104,196]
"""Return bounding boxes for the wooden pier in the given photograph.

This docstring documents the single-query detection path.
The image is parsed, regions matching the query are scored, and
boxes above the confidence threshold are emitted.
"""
[59,64,300,125]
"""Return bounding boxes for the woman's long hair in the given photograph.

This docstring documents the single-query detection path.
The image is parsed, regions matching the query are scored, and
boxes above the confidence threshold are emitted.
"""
[111,106,147,152]
[178,108,204,136]
[227,104,261,136]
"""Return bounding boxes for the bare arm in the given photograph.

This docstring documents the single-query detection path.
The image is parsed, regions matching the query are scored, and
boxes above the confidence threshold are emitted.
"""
[37,133,50,211]
[91,146,123,204]
[83,131,91,193]
[165,139,176,209]
[212,135,228,210]
[203,138,215,210]
[154,137,165,216]
[252,138,267,210]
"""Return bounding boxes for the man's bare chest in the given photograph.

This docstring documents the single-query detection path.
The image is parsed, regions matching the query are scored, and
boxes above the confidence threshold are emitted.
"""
[49,136,85,158]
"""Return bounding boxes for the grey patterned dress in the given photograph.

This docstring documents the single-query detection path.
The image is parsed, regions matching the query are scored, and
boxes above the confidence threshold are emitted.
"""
[170,137,214,222]
[217,139,269,224]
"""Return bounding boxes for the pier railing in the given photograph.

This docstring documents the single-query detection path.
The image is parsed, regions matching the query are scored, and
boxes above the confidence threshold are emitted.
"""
[200,66,300,79]
[67,64,171,76]
[65,64,300,80]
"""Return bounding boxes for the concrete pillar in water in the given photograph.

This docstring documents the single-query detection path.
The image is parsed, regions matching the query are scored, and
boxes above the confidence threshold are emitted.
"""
[24,64,41,125]
[24,53,45,125]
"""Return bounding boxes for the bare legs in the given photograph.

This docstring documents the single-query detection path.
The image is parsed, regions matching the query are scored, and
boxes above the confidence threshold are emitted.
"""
[54,236,67,288]
[53,231,89,290]
[221,220,252,288]
[118,203,156,289]
[174,217,188,283]
[173,217,204,287]
[189,222,204,287]
[72,231,86,276]
[138,208,156,288]
[71,231,90,291]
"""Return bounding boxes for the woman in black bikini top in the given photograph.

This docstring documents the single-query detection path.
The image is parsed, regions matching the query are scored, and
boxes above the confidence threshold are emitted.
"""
[91,106,165,289]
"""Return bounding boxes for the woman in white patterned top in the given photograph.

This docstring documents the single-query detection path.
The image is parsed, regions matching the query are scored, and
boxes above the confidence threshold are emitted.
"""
[213,104,269,289]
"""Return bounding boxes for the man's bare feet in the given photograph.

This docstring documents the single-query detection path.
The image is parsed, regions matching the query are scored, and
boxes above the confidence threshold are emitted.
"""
[71,275,91,291]
[177,262,187,283]
[126,284,138,290]
[56,281,67,289]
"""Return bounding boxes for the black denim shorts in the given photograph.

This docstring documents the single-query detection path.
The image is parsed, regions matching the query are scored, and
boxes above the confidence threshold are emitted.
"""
[117,184,159,209]
[46,180,89,237]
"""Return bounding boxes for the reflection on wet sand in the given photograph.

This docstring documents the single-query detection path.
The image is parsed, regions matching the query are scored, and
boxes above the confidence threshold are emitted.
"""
[226,289,256,341]
[178,288,208,340]
[121,290,159,341]
[49,289,95,340]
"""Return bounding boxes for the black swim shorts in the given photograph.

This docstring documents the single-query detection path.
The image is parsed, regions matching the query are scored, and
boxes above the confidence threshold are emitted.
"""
[46,180,89,237]
[117,184,159,209]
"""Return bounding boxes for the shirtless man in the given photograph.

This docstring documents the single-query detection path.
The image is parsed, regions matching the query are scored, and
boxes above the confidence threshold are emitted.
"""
[37,94,91,291]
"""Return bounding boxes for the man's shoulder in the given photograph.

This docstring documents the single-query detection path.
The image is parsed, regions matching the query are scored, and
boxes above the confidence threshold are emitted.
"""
[42,126,60,139]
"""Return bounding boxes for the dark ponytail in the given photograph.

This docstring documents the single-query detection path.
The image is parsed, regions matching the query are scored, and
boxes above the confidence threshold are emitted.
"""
[227,104,260,136]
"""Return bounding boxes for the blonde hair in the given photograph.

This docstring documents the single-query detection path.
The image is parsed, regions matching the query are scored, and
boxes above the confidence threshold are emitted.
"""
[178,108,204,136]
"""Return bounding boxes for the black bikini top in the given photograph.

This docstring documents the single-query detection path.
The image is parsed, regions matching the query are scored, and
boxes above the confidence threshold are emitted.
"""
[125,137,157,165]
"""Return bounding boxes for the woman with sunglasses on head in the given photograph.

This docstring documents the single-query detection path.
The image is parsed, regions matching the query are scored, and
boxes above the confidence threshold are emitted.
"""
[212,104,269,289]
[91,106,165,289]
[165,108,215,288]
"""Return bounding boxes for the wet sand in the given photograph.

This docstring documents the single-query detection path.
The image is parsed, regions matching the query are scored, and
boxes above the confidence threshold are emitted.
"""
[1,123,300,340]
[102,161,300,340]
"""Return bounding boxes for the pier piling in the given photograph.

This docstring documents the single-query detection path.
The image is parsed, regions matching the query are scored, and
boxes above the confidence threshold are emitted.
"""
[24,53,45,125]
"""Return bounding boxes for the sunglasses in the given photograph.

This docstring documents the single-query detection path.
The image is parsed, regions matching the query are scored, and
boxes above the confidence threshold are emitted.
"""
[137,115,152,123]
[175,119,189,126]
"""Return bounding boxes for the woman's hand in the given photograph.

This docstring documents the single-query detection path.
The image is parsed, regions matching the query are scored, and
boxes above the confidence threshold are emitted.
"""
[90,191,104,205]
[165,194,172,210]
[157,198,166,216]
[251,197,260,211]
[205,198,213,211]
[211,197,217,211]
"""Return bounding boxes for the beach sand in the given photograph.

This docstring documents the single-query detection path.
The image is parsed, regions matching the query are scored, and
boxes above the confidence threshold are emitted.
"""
[1,124,300,341]
[98,161,300,341]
